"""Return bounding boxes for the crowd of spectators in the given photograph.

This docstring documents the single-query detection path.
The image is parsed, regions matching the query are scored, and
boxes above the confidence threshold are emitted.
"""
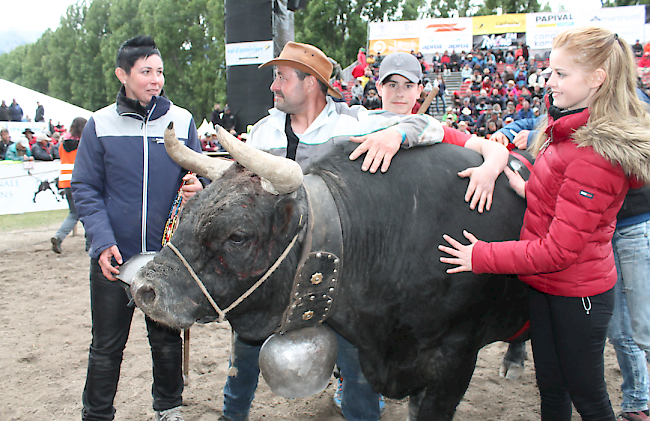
[341,42,549,138]
[1,122,66,161]
[0,99,47,123]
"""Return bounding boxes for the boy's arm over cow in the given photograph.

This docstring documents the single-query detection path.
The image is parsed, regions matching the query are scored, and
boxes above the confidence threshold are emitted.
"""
[349,112,444,173]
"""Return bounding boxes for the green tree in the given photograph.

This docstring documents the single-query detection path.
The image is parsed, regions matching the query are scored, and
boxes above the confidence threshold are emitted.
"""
[21,32,53,96]
[100,0,144,105]
[69,0,112,112]
[400,0,427,20]
[0,45,28,86]
[426,0,473,17]
[602,0,650,5]
[473,0,542,15]
[294,0,407,67]
[139,0,225,121]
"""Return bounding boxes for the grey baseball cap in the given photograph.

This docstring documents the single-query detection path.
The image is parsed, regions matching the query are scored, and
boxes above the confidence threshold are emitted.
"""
[378,52,423,84]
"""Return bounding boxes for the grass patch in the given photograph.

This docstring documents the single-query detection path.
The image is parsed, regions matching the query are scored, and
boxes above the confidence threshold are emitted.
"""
[0,209,69,232]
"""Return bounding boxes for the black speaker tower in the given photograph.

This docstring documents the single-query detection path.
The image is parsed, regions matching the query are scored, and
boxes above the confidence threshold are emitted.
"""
[225,0,308,134]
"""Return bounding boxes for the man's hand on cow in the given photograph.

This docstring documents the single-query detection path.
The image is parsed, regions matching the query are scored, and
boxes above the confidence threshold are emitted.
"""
[457,164,500,213]
[490,131,510,147]
[512,130,530,150]
[99,245,122,281]
[439,231,478,273]
[181,173,203,205]
[349,128,402,173]
[504,167,526,198]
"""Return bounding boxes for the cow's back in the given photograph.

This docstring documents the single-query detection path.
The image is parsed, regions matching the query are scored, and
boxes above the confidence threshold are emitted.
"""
[310,142,529,398]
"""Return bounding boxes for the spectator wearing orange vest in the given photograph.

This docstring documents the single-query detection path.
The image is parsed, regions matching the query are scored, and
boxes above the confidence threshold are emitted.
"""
[51,117,87,254]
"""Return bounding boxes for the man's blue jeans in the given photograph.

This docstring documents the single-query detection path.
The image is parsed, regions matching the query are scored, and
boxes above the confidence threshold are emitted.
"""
[222,330,381,421]
[335,331,382,421]
[608,220,650,413]
[612,220,650,356]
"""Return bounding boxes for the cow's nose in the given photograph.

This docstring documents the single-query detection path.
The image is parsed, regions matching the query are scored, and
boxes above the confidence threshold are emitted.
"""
[135,282,156,307]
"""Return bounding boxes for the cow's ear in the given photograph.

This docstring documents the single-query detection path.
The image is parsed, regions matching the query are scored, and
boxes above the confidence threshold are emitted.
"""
[273,196,298,234]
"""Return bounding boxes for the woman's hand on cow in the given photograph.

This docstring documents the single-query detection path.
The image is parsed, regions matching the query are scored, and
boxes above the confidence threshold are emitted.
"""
[457,164,499,213]
[348,128,402,173]
[504,167,526,198]
[99,245,122,281]
[439,231,478,273]
[181,173,203,205]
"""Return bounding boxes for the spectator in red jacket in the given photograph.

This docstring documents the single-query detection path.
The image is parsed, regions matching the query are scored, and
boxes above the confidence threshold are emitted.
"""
[440,27,650,421]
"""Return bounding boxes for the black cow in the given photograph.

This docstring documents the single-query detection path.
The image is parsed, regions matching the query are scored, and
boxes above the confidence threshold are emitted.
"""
[131,126,529,420]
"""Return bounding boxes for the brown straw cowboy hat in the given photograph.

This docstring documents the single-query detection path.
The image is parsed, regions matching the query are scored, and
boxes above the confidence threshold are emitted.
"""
[259,41,343,99]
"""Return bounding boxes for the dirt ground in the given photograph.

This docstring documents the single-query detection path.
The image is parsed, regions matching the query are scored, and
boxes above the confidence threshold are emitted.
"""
[0,222,629,421]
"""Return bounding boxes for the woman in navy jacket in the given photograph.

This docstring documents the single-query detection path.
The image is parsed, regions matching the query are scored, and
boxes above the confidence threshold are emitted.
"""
[72,35,201,421]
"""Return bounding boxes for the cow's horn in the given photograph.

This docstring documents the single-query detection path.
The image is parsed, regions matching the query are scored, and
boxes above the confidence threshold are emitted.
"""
[164,122,233,181]
[216,126,303,194]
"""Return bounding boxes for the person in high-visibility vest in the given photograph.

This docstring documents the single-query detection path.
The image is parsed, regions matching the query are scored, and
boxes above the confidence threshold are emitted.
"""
[51,116,87,254]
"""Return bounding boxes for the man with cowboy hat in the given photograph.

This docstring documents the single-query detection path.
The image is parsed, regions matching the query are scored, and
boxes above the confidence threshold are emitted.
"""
[215,41,445,421]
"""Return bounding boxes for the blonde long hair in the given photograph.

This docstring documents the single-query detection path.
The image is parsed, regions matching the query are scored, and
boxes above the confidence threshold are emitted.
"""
[530,26,649,156]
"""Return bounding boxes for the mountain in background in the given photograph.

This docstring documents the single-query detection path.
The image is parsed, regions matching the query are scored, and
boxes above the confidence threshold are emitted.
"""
[0,29,43,55]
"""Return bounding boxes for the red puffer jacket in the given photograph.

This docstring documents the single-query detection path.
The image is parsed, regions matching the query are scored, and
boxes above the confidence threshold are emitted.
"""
[472,107,629,297]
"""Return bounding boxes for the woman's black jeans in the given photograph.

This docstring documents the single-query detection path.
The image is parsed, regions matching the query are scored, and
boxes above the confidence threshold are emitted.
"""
[529,286,616,421]
[82,259,183,420]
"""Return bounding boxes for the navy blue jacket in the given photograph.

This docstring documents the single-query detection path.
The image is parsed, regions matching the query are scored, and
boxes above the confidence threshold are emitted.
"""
[71,90,200,261]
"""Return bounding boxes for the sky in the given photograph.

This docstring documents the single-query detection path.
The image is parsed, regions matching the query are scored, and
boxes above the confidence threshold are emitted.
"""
[4,0,606,35]
[3,0,87,32]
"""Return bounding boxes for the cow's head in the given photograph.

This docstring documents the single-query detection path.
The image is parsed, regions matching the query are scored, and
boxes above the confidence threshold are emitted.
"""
[130,124,308,341]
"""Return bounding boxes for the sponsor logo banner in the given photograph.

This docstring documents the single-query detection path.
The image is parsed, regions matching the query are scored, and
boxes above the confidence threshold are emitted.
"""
[473,14,527,35]
[225,41,274,66]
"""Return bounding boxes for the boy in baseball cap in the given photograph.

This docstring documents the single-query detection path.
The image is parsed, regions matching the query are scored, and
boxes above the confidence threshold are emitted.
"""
[376,52,424,115]
[376,51,510,213]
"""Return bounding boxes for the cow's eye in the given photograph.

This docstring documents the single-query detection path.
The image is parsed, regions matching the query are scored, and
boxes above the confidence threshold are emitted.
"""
[228,233,248,245]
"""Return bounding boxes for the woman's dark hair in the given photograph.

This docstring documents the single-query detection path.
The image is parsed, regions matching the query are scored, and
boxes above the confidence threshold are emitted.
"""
[69,117,87,138]
[115,35,161,74]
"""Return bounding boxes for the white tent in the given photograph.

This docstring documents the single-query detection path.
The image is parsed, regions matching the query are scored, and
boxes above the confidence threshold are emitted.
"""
[0,79,93,129]
[197,118,216,136]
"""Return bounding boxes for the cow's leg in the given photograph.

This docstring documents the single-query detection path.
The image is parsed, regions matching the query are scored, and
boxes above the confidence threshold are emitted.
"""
[413,352,479,421]
[499,341,528,380]
[406,390,425,421]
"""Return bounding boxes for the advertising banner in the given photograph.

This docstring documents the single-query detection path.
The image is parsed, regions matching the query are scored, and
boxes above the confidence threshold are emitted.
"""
[0,161,68,215]
[579,5,645,45]
[419,18,473,54]
[526,11,579,49]
[526,6,645,49]
[473,32,526,50]
[369,38,420,55]
[225,40,274,66]
[472,14,527,35]
[369,18,473,55]
[367,6,645,55]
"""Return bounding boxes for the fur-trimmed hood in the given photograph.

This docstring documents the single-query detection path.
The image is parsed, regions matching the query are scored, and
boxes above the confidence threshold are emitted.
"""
[573,117,650,186]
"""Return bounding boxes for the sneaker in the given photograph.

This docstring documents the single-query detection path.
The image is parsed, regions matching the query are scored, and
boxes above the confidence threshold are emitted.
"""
[155,406,184,421]
[51,237,62,254]
[332,377,386,417]
[333,377,343,413]
[618,411,650,421]
[218,415,248,421]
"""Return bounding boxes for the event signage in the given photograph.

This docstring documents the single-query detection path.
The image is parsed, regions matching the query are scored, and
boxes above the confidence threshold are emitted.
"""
[369,18,473,55]
[0,161,68,215]
[225,40,274,66]
[472,14,527,35]
[368,5,645,54]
